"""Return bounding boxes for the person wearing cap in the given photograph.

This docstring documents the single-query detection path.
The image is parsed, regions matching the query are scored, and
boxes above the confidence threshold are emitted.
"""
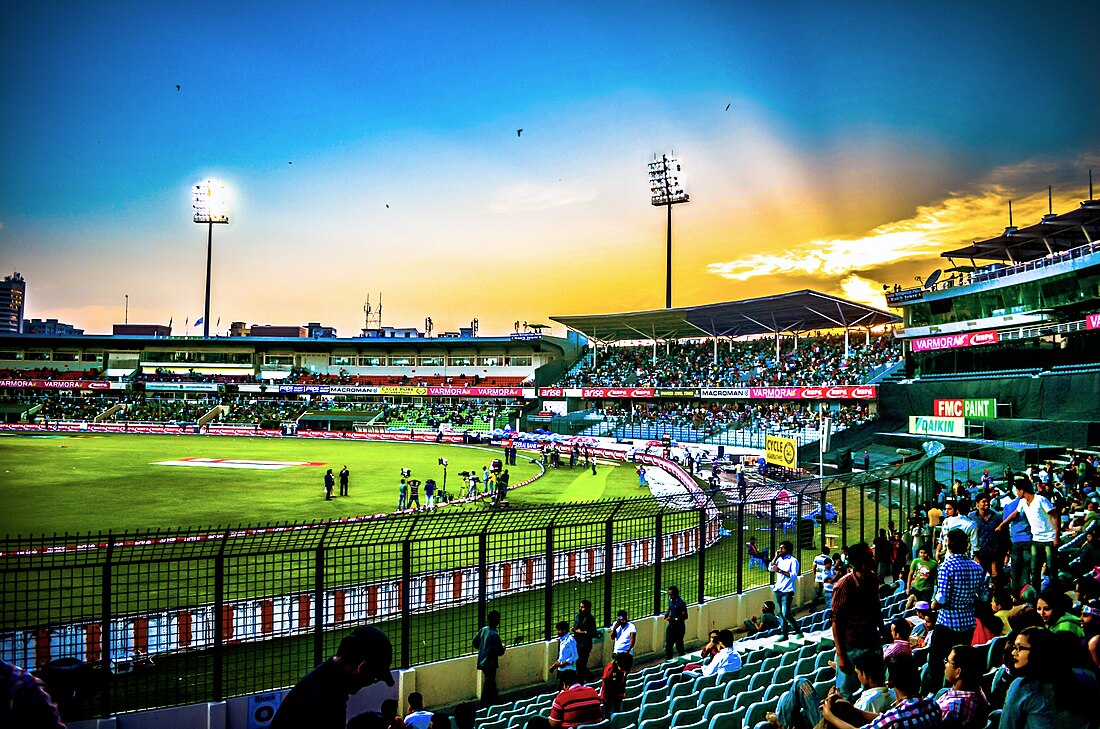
[998,477,1059,592]
[271,625,394,729]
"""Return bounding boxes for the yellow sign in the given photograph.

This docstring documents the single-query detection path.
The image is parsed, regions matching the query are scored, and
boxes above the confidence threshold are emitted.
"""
[378,386,428,396]
[765,435,798,468]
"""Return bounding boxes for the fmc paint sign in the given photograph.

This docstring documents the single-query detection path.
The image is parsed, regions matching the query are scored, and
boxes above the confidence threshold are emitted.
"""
[908,415,966,437]
[933,398,996,419]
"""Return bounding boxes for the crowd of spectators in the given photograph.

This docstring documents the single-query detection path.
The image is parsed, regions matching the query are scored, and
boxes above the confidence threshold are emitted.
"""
[594,401,874,438]
[112,397,217,423]
[561,334,900,388]
[283,368,524,387]
[31,394,109,421]
[383,402,520,430]
[134,369,254,383]
[0,368,101,381]
[219,397,307,425]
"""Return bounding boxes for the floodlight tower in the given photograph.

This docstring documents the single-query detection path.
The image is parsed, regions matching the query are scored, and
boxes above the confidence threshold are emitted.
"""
[648,154,690,309]
[192,180,230,338]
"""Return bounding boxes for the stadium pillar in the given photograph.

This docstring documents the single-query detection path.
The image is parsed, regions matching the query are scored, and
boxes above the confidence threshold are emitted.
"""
[478,530,488,629]
[735,502,745,595]
[603,511,616,628]
[401,540,412,668]
[212,529,229,701]
[653,512,664,617]
[696,507,707,605]
[313,524,330,667]
[874,482,881,537]
[819,485,827,554]
[769,500,777,587]
[100,535,116,717]
[544,525,554,641]
[860,482,866,543]
[841,485,848,551]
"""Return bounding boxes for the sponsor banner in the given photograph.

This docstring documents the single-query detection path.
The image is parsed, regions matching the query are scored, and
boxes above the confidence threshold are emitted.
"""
[509,332,542,341]
[656,388,699,398]
[277,384,330,394]
[0,379,111,390]
[909,415,965,437]
[700,388,751,399]
[765,434,798,468]
[378,386,428,396]
[933,398,996,419]
[749,386,878,400]
[538,388,565,398]
[910,330,999,353]
[580,387,655,399]
[425,386,524,398]
[328,385,380,395]
[1087,313,1100,330]
[144,382,220,392]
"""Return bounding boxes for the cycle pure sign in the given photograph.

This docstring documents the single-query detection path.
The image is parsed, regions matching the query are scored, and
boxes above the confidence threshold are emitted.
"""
[933,398,996,419]
[765,434,798,468]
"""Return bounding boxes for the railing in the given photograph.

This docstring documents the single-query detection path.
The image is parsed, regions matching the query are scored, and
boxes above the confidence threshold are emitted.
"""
[886,239,1100,305]
[0,457,936,721]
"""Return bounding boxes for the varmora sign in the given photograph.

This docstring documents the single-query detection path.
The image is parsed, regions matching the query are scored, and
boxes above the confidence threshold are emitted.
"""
[908,416,965,437]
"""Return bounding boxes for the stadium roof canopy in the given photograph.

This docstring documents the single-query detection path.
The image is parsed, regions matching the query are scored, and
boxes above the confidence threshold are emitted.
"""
[940,198,1100,263]
[550,289,900,343]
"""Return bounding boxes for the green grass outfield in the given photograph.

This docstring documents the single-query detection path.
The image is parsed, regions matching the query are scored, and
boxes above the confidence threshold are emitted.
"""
[0,433,643,535]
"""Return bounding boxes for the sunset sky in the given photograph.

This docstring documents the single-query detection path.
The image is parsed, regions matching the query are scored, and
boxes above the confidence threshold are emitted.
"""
[1,1,1097,337]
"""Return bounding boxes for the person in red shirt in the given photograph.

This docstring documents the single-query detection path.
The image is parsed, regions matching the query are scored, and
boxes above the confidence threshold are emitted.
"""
[549,671,603,728]
[599,654,629,718]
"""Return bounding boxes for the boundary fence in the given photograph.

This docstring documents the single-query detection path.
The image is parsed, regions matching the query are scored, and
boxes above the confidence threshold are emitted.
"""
[0,452,936,720]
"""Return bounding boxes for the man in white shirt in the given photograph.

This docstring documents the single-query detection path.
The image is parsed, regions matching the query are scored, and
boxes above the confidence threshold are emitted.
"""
[998,477,1059,591]
[404,692,434,729]
[698,629,741,677]
[770,540,803,639]
[609,610,637,673]
[937,502,976,560]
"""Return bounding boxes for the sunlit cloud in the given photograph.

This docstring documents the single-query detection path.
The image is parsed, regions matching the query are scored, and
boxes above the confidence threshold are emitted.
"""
[706,155,1097,293]
[487,182,599,213]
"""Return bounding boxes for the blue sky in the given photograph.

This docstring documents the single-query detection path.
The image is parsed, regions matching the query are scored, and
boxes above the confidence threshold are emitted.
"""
[1,1,1097,335]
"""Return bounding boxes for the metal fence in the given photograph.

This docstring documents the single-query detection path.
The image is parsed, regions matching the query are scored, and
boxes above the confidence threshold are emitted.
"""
[0,456,936,721]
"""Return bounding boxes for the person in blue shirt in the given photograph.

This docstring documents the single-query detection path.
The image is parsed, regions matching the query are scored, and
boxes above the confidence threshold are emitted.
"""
[550,621,578,688]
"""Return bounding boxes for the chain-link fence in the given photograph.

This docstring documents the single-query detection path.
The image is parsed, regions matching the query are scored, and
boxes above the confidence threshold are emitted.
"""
[0,456,936,720]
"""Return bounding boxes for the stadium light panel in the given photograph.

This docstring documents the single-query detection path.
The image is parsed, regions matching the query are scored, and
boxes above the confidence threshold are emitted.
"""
[192,179,230,224]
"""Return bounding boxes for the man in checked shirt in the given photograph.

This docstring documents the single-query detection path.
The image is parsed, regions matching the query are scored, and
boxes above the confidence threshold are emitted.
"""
[927,528,985,693]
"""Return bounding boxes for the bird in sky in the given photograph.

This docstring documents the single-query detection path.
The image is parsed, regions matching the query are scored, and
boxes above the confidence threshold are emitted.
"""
[176,84,181,91]
[288,161,293,164]
[385,204,390,209]
[725,103,730,111]
[516,129,523,137]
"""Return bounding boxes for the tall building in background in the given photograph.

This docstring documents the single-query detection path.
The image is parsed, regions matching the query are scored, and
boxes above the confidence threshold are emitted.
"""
[1,272,26,334]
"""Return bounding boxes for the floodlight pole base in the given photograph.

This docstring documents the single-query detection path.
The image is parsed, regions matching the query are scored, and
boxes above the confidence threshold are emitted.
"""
[666,202,673,309]
[203,222,212,338]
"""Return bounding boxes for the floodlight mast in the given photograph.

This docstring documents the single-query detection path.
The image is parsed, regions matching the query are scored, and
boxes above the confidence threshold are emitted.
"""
[192,181,230,338]
[648,154,689,309]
